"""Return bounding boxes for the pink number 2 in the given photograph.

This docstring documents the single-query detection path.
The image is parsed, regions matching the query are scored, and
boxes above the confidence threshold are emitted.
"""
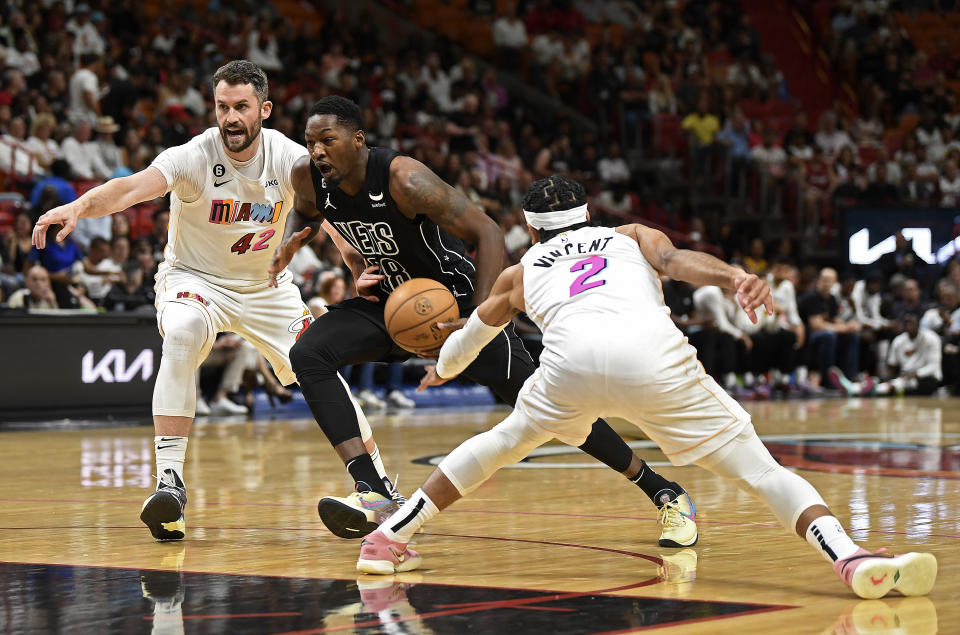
[569,255,607,297]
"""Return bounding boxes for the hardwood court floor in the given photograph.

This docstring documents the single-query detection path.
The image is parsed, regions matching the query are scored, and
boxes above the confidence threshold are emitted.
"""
[0,397,957,633]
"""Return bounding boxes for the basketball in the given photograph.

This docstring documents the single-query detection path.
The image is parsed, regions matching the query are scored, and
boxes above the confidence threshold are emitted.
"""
[384,278,460,354]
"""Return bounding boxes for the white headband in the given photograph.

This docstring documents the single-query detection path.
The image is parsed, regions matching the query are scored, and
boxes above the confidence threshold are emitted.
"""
[523,203,589,230]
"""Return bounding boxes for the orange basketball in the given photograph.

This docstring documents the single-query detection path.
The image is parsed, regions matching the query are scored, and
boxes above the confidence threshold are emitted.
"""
[384,278,460,354]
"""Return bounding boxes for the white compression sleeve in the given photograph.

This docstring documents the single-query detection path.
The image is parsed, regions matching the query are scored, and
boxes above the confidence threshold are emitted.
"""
[438,409,553,496]
[436,312,508,379]
[695,429,827,532]
[153,303,214,418]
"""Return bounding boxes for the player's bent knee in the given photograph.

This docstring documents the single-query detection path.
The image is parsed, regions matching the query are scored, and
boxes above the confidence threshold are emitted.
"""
[696,429,825,530]
[438,411,551,496]
[289,327,342,378]
[160,304,213,365]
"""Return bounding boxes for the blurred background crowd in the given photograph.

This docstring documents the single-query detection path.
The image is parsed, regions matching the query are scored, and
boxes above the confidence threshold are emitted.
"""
[1,0,959,406]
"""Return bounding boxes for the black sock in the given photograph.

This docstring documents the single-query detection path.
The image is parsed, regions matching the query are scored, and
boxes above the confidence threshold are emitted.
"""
[577,419,633,473]
[630,461,684,508]
[345,453,391,498]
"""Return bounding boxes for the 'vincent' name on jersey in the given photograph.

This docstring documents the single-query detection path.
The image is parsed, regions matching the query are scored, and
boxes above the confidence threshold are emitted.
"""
[530,236,615,268]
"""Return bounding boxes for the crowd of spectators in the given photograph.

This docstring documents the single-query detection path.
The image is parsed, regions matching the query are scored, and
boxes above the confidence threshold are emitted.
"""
[1,0,959,401]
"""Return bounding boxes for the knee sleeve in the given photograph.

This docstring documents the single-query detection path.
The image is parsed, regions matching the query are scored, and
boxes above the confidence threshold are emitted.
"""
[153,304,215,418]
[289,321,343,380]
[438,410,552,496]
[696,429,826,531]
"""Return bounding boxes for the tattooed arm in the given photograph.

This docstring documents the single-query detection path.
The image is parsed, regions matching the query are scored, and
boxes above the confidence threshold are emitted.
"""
[390,156,504,305]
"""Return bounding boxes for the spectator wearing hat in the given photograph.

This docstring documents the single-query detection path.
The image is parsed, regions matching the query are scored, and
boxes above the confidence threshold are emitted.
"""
[24,113,60,172]
[61,120,111,181]
[93,116,124,176]
[66,4,105,60]
[67,53,102,125]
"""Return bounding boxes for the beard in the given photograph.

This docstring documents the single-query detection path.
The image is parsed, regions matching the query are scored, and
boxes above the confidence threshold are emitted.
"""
[219,118,261,154]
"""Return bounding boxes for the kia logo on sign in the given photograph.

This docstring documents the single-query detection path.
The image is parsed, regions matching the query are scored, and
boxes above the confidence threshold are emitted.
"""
[82,349,155,384]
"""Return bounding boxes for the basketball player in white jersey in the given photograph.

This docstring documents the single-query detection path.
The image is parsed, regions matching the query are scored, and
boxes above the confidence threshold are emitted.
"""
[354,175,938,600]
[31,60,391,542]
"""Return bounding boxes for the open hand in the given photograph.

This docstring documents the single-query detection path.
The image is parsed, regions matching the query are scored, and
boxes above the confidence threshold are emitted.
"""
[356,264,385,302]
[417,364,452,392]
[732,271,774,324]
[269,227,312,287]
[33,202,82,249]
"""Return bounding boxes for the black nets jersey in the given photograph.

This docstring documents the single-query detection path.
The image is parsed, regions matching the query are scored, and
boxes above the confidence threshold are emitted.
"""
[310,147,477,305]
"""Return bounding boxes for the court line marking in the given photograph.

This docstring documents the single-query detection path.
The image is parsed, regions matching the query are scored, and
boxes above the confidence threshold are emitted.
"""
[415,432,960,469]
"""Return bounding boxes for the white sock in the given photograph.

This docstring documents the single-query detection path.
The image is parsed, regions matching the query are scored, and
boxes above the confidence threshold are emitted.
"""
[805,516,859,563]
[796,366,808,384]
[155,436,188,487]
[369,444,389,484]
[379,489,439,544]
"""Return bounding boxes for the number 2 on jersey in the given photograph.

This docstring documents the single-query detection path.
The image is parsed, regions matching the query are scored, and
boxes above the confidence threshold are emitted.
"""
[231,230,275,255]
[569,255,607,297]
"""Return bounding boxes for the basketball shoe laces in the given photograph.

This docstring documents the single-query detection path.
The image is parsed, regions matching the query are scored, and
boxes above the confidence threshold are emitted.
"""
[658,500,686,529]
[388,474,406,506]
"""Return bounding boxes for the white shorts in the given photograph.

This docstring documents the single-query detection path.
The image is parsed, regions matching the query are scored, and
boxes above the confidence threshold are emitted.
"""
[514,311,751,465]
[154,266,312,385]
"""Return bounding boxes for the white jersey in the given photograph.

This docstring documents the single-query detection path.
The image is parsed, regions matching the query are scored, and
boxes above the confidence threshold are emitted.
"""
[150,127,307,288]
[519,226,667,335]
[887,328,943,380]
[514,224,752,464]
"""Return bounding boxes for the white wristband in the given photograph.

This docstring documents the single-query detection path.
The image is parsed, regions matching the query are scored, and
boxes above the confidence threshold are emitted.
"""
[436,312,508,379]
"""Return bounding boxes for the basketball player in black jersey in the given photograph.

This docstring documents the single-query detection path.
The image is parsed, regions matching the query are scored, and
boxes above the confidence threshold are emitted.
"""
[270,96,697,548]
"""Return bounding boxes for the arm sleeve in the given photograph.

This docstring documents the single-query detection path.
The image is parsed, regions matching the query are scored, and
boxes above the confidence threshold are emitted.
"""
[436,312,509,379]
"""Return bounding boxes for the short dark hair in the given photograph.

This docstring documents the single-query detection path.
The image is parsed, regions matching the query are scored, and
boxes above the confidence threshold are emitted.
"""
[122,260,142,278]
[521,175,589,241]
[79,53,99,67]
[212,60,268,104]
[522,175,587,213]
[50,158,72,179]
[89,236,108,250]
[307,96,363,132]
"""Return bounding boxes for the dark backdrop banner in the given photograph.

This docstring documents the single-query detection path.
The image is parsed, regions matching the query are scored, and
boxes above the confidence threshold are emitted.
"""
[0,313,162,419]
[842,207,960,268]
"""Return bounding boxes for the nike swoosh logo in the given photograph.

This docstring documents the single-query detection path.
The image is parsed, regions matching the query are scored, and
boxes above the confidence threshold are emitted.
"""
[390,546,406,563]
[159,437,179,441]
[156,445,176,450]
[870,574,888,585]
[368,191,384,201]
[214,179,232,187]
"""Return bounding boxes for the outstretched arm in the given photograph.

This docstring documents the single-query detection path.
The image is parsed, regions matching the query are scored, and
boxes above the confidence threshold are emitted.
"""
[390,156,504,305]
[32,167,167,248]
[617,223,774,323]
[419,265,524,390]
[269,157,325,287]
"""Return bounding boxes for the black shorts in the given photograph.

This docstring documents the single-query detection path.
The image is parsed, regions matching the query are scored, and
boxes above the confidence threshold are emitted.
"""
[323,297,535,402]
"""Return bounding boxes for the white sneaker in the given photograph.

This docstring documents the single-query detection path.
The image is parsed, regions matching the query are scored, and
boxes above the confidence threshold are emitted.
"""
[195,397,211,417]
[358,389,386,409]
[209,396,248,415]
[386,389,415,409]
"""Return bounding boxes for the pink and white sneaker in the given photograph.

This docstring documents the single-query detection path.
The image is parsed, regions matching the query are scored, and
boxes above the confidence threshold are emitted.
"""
[357,529,422,575]
[834,548,937,599]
